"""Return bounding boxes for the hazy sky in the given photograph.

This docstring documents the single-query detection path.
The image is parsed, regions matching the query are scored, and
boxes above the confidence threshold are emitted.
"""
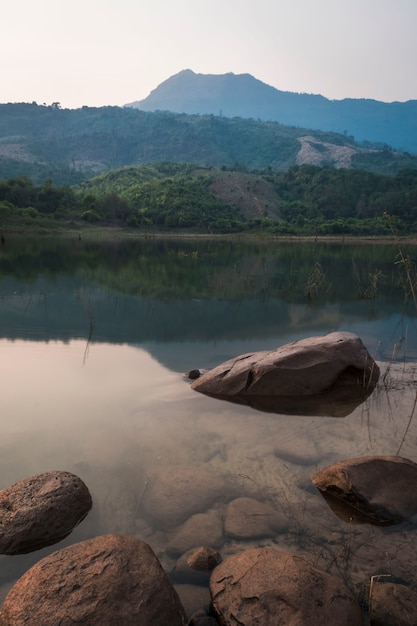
[2,0,416,109]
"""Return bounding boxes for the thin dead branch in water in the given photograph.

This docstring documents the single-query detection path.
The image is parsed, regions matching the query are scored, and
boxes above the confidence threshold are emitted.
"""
[83,294,95,366]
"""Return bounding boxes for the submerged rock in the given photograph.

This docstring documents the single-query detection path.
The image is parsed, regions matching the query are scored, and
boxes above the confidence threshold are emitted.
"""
[0,534,187,626]
[224,497,287,540]
[191,331,379,417]
[209,547,362,625]
[312,455,417,525]
[173,584,211,622]
[369,579,417,626]
[166,510,224,557]
[0,470,92,554]
[140,465,234,529]
[173,546,222,585]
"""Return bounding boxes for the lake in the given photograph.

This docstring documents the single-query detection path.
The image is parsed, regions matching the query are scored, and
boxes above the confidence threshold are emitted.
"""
[1,235,417,617]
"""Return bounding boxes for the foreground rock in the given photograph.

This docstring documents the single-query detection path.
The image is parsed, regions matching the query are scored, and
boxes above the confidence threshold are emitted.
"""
[192,332,379,417]
[312,455,417,525]
[0,534,187,626]
[209,547,362,625]
[0,471,92,554]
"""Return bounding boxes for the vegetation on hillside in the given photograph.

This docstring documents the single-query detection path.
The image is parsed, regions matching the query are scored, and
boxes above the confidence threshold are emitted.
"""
[1,103,417,185]
[1,163,417,236]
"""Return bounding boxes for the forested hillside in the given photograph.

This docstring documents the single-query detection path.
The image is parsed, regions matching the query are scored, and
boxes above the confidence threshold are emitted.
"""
[1,163,416,236]
[1,103,416,186]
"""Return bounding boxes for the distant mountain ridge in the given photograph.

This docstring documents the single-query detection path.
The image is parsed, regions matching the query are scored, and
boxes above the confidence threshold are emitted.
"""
[127,69,417,154]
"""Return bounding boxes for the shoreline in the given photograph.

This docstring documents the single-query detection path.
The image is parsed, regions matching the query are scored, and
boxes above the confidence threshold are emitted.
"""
[2,225,417,245]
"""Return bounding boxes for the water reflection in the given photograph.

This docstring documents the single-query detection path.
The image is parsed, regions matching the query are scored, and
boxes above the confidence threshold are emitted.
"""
[1,237,417,611]
[196,386,376,417]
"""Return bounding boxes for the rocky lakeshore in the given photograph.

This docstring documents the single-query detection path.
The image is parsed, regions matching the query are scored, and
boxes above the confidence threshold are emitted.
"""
[1,334,417,624]
[2,453,417,624]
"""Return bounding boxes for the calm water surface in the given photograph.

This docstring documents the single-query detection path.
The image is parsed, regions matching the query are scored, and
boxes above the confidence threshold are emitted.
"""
[1,236,417,614]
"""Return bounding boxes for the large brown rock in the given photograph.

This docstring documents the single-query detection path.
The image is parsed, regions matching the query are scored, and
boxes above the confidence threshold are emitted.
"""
[209,547,362,625]
[312,455,417,525]
[0,471,92,554]
[191,332,379,417]
[0,534,187,626]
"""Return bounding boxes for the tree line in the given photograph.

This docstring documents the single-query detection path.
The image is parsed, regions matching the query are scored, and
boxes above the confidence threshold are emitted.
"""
[1,164,417,235]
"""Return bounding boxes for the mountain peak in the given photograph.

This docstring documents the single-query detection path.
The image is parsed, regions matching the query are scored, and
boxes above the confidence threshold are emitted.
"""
[125,70,417,152]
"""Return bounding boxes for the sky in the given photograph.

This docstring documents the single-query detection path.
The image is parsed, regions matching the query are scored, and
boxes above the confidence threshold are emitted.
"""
[2,0,417,109]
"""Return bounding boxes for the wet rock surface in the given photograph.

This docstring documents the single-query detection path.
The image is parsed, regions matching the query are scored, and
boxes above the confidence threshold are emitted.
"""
[191,331,379,417]
[312,455,417,525]
[0,534,187,626]
[209,546,362,625]
[0,471,92,554]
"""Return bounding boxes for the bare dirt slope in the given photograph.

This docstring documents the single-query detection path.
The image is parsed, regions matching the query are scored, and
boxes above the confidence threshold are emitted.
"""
[296,135,374,168]
[207,171,281,220]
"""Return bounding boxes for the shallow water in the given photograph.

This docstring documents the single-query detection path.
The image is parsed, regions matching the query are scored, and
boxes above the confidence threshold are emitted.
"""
[1,236,417,616]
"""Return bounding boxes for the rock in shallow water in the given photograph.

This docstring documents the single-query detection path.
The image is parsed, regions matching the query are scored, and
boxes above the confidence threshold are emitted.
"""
[209,547,362,625]
[0,470,92,554]
[191,331,379,417]
[166,510,224,557]
[172,546,223,586]
[0,534,187,626]
[312,455,417,525]
[141,465,234,529]
[224,496,287,539]
[369,580,417,626]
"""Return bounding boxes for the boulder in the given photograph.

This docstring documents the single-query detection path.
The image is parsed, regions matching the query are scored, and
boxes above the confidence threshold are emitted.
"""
[224,497,287,539]
[209,547,362,625]
[192,332,379,417]
[369,580,417,626]
[0,471,92,554]
[141,465,234,528]
[312,455,417,525]
[0,534,187,626]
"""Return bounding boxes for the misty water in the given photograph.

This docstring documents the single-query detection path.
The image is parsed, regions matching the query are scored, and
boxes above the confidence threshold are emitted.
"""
[1,235,417,615]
